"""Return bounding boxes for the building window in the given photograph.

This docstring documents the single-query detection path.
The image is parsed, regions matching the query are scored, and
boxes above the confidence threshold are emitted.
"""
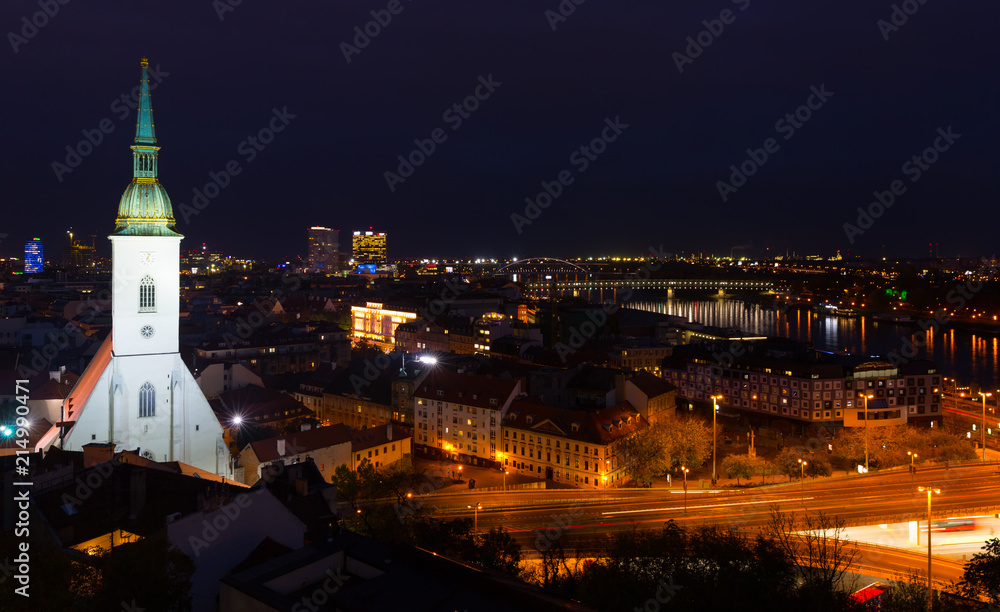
[139,275,156,313]
[139,381,155,417]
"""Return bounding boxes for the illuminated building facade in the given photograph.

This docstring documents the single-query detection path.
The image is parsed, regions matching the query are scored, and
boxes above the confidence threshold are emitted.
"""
[413,369,521,467]
[351,302,417,350]
[24,238,43,273]
[663,344,941,427]
[352,230,387,265]
[307,226,339,272]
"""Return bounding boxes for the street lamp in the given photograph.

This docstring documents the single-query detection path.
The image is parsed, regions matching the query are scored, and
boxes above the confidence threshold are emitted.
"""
[978,392,992,461]
[711,394,723,485]
[504,470,509,491]
[468,502,481,532]
[908,451,918,482]
[917,486,941,610]
[863,393,874,472]
[798,458,808,509]
[681,466,689,513]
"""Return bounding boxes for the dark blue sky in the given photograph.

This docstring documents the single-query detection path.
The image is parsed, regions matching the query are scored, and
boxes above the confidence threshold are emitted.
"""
[1,0,996,262]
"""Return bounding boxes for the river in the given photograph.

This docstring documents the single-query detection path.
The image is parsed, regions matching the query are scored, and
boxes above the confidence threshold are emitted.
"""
[621,295,1000,389]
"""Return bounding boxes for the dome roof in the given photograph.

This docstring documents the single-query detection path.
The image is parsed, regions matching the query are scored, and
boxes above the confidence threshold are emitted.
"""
[114,179,181,236]
[111,58,182,238]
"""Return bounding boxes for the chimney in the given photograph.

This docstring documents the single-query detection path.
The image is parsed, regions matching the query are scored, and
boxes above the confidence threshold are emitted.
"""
[83,442,114,467]
[386,423,393,441]
[277,439,286,456]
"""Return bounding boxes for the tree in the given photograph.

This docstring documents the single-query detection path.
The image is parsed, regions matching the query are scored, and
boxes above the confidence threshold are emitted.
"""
[614,423,670,486]
[766,507,859,605]
[806,456,832,478]
[956,537,1000,605]
[662,417,714,470]
[750,455,776,483]
[775,447,807,479]
[614,417,714,485]
[476,527,524,577]
[721,454,754,485]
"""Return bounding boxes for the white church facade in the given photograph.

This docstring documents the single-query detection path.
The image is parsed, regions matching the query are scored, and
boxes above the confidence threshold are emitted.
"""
[38,59,230,476]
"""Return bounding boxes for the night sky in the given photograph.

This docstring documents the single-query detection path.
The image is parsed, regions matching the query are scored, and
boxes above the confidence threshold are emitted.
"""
[1,0,997,262]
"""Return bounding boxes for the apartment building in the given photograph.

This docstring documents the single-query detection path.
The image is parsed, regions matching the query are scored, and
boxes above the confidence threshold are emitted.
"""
[662,343,941,428]
[413,369,521,467]
[502,399,648,488]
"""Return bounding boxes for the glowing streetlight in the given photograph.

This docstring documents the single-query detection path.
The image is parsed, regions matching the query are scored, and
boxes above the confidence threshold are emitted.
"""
[798,458,808,508]
[978,392,992,461]
[681,466,690,513]
[917,486,941,610]
[711,394,723,485]
[863,393,874,472]
[468,502,482,532]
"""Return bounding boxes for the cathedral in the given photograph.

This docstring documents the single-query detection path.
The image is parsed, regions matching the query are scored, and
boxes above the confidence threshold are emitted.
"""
[41,59,230,476]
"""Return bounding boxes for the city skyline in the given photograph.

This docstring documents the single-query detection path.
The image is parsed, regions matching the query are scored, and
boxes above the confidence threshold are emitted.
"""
[1,2,997,262]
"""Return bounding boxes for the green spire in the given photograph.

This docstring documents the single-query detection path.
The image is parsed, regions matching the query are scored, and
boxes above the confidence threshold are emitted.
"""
[135,57,156,145]
[113,57,180,237]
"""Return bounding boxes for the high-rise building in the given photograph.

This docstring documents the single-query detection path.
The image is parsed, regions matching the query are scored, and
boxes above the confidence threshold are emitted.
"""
[307,226,339,272]
[24,238,43,273]
[352,230,387,265]
[40,58,230,476]
[64,232,97,270]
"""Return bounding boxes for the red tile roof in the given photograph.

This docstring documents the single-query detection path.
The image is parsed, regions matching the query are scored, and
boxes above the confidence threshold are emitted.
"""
[505,399,648,446]
[210,385,314,425]
[350,423,411,452]
[628,372,677,398]
[413,369,519,410]
[246,423,353,464]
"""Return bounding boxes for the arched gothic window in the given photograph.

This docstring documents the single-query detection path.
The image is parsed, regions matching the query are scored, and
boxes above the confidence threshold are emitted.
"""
[139,275,155,312]
[139,382,155,418]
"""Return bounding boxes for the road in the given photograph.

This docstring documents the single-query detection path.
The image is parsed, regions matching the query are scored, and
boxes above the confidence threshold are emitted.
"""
[423,461,1000,584]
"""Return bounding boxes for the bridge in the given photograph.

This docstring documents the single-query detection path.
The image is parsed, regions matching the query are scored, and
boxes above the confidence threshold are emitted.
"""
[522,278,776,295]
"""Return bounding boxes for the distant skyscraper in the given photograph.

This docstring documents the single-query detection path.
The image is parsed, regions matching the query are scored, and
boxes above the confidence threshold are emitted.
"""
[24,238,43,273]
[352,230,387,265]
[64,233,97,270]
[307,226,339,271]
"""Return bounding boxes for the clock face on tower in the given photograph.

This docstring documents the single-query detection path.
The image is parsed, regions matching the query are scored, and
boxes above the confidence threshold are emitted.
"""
[140,325,155,339]
[139,251,156,266]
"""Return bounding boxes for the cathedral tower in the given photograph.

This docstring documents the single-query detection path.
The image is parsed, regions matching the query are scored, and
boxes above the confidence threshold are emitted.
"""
[49,59,230,476]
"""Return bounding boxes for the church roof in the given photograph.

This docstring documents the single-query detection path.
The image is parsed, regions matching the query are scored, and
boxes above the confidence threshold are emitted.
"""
[113,57,181,238]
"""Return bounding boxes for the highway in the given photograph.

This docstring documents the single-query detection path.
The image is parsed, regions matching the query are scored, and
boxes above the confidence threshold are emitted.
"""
[424,461,1000,584]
